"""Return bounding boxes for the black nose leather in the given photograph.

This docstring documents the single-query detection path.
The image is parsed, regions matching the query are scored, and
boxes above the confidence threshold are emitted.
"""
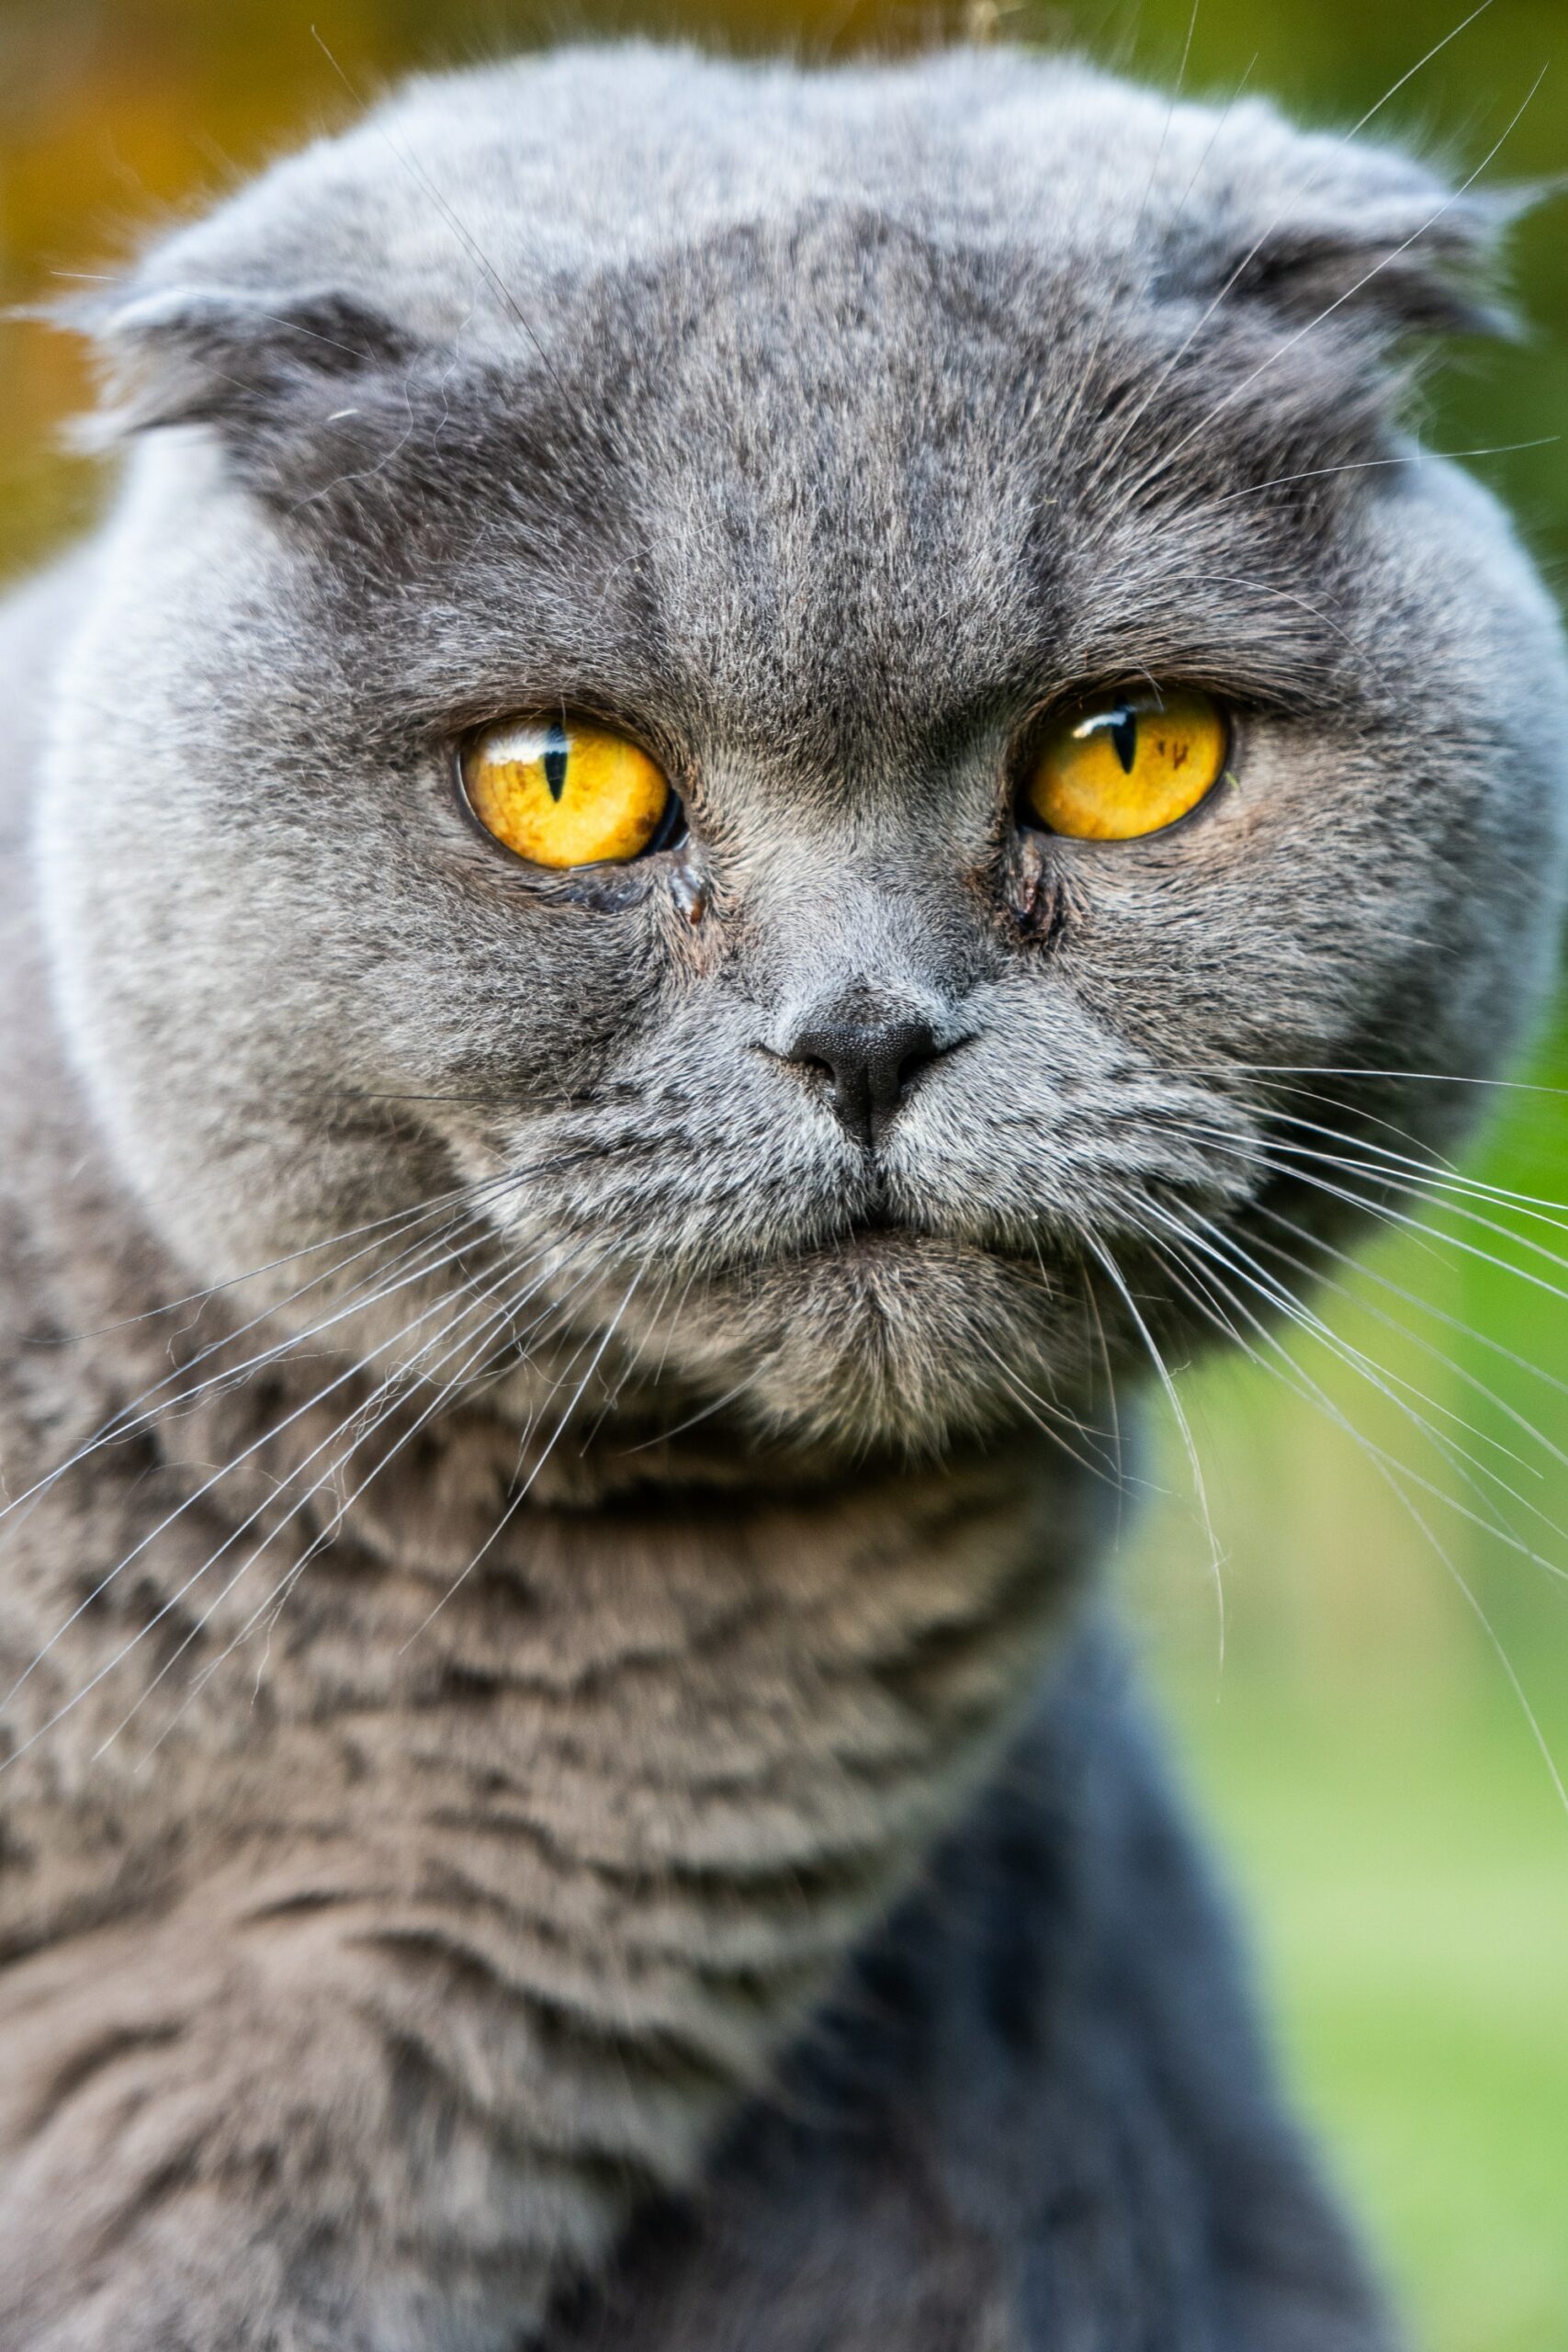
[784,1013,942,1148]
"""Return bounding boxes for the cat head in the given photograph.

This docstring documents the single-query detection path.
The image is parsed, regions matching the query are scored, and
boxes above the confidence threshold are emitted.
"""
[38,45,1568,1461]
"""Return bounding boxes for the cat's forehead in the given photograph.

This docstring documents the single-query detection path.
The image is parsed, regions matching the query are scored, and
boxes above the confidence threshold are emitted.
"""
[143,43,1431,345]
[107,45,1491,757]
[177,49,1188,319]
[344,193,1354,760]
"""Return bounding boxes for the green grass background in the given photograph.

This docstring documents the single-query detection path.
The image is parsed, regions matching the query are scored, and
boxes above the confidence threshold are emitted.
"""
[3,2,1566,2343]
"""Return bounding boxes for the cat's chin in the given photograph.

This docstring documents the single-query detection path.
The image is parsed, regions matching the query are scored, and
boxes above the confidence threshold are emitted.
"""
[647,1228,1084,1461]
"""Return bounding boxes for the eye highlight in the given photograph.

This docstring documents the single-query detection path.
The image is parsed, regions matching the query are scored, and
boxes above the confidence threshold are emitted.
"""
[460,718,675,868]
[1025,687,1228,842]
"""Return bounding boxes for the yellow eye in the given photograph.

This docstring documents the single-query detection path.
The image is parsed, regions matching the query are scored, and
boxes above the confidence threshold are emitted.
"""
[461,718,674,868]
[1026,687,1228,841]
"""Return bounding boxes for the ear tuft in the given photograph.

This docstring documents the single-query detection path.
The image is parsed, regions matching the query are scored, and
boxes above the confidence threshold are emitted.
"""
[65,282,422,464]
[1224,186,1523,342]
[1174,110,1545,354]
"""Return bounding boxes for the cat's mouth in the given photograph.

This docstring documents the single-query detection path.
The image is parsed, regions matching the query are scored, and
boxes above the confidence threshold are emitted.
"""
[829,1198,905,1246]
[801,1193,970,1268]
[780,1198,1019,1282]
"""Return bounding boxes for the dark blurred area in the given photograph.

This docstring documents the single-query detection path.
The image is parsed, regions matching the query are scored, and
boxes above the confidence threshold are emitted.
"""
[3,5,1566,2345]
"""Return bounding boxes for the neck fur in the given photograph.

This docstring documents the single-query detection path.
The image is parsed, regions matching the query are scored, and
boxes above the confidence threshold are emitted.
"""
[0,1087,1103,2331]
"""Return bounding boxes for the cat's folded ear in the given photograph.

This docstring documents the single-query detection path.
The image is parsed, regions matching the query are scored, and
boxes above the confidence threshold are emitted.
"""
[60,279,426,499]
[1187,147,1535,344]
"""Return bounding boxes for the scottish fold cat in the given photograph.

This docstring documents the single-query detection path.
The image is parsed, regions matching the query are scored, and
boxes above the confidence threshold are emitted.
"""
[0,40,1562,2350]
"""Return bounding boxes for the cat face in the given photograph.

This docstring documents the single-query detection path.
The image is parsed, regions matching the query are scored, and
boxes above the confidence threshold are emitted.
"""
[38,47,1568,1457]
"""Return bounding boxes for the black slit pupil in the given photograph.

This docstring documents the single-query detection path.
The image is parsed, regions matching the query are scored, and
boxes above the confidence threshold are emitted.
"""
[1110,708,1138,775]
[544,725,570,801]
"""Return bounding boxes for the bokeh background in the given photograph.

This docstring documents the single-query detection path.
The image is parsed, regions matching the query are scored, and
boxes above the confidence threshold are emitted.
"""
[3,2,1566,2344]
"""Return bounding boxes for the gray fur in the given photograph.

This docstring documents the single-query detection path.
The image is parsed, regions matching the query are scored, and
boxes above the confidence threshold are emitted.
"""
[0,40,1562,2349]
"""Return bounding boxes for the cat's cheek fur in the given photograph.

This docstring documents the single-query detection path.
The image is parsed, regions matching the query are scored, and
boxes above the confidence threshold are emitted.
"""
[38,478,667,1311]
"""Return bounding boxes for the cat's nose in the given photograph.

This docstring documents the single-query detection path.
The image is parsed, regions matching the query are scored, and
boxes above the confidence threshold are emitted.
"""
[784,1011,943,1148]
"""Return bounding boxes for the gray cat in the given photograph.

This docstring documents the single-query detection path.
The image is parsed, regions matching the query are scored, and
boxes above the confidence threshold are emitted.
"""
[0,39,1562,2351]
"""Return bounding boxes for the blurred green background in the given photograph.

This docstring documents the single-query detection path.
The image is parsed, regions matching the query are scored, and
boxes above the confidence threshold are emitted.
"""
[2,3,1565,2344]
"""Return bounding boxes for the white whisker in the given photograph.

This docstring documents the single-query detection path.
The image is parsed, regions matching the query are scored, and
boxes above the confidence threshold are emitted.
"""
[1084,1230,1225,1657]
[400,1262,649,1650]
